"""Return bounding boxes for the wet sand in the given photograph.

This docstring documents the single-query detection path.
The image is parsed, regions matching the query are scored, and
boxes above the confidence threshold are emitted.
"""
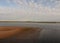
[0,27,42,43]
[0,22,60,43]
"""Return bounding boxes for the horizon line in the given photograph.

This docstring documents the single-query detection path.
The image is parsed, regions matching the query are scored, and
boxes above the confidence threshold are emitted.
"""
[0,21,60,23]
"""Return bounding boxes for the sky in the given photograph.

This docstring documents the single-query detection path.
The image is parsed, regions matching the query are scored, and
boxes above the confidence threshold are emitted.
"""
[0,0,60,22]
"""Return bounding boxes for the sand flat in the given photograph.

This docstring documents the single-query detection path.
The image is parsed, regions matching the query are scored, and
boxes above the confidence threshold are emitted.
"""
[0,26,42,39]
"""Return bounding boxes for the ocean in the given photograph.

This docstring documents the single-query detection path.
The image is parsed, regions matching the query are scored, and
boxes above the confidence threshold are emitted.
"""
[0,22,60,30]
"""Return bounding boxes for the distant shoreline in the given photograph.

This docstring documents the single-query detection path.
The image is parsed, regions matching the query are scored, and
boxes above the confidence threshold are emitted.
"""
[0,21,60,23]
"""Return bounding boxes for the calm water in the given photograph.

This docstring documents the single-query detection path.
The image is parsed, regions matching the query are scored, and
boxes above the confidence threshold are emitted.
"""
[0,22,60,29]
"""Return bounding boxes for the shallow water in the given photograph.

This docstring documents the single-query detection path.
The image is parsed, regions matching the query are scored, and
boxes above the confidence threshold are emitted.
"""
[0,22,60,29]
[0,22,60,43]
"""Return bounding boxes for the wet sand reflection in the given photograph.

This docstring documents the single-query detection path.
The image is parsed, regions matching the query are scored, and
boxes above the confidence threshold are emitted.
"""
[0,26,42,43]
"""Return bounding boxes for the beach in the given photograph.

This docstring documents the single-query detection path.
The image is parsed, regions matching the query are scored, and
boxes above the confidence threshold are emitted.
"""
[0,22,60,43]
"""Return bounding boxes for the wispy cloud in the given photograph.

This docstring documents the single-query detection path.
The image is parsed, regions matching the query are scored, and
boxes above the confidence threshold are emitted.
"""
[0,0,60,21]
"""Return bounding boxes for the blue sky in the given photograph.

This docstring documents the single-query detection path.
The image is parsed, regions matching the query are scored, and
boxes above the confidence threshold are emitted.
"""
[0,0,17,7]
[0,0,58,8]
[0,0,60,21]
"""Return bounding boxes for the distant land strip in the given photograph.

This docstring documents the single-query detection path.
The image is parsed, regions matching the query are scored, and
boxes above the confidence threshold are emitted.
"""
[0,21,60,23]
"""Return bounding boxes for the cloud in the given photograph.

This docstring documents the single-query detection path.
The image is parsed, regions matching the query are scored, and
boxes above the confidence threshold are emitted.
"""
[0,0,60,21]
